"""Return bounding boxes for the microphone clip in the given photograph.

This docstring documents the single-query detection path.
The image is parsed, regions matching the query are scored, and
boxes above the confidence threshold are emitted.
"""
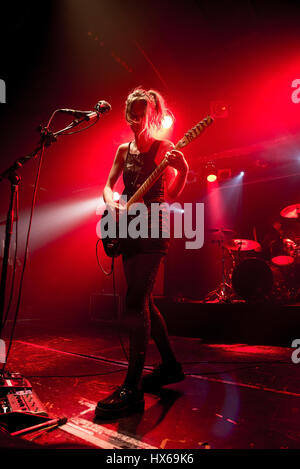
[37,125,57,146]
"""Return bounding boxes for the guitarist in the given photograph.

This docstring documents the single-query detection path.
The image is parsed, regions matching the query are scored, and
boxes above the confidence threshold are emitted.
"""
[95,88,189,418]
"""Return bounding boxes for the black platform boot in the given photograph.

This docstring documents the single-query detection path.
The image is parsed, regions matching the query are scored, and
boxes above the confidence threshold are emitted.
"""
[95,385,145,418]
[142,362,184,392]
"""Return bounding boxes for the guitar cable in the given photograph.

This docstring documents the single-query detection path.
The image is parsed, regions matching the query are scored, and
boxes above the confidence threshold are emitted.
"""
[95,241,128,361]
[1,186,19,331]
[95,239,114,276]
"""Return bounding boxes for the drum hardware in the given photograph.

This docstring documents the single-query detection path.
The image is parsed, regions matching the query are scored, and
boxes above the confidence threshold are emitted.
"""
[205,229,238,303]
[270,234,300,303]
[205,231,271,303]
[268,206,300,301]
[205,203,300,304]
[209,229,236,250]
[204,244,235,303]
[258,203,300,302]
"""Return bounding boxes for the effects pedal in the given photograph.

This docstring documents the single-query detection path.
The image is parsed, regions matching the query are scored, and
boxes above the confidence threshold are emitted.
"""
[0,371,32,395]
[1,389,48,416]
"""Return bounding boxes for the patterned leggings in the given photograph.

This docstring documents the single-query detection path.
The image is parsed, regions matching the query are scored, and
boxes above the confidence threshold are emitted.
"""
[122,252,177,389]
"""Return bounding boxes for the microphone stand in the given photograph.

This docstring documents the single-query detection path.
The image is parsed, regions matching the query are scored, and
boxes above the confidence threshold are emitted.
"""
[0,114,99,372]
[0,113,102,434]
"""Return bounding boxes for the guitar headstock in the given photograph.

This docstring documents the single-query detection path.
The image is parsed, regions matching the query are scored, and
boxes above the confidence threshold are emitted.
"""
[175,115,214,150]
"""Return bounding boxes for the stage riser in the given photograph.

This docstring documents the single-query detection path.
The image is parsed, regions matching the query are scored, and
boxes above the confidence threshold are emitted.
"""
[154,298,300,346]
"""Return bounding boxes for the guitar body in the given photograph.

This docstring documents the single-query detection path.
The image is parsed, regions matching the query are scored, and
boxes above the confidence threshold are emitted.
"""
[102,237,122,258]
[100,209,123,257]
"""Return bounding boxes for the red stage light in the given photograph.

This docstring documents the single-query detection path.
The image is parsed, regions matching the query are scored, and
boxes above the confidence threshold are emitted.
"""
[207,174,217,183]
[209,101,229,118]
[205,162,217,183]
[162,114,174,129]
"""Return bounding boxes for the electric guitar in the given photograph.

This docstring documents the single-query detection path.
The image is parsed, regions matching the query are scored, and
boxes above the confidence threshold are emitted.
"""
[100,115,214,257]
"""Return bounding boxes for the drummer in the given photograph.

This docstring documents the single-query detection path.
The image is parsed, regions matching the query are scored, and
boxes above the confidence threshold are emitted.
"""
[262,219,287,261]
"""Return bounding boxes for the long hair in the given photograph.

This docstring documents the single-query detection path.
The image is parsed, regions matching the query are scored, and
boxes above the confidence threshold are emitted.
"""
[125,87,167,134]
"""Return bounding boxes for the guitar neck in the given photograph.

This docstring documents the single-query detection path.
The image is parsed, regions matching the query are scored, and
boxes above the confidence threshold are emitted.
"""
[125,115,213,209]
[126,157,169,209]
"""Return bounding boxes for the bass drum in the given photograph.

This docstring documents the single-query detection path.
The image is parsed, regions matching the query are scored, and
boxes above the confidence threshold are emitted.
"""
[232,258,273,301]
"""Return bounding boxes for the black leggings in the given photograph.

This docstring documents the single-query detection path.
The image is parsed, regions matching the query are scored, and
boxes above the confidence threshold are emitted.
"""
[122,252,177,389]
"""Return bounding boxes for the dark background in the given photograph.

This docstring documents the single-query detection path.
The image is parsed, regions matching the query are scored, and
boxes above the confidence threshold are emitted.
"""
[1,0,300,322]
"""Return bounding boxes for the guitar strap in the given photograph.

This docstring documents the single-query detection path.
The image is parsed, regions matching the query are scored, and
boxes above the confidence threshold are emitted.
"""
[125,140,161,197]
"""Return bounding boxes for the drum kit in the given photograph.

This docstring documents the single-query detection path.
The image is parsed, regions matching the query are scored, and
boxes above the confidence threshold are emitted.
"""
[206,203,300,303]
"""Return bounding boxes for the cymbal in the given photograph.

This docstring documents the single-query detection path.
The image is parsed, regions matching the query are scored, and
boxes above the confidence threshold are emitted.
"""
[209,228,236,245]
[280,204,300,219]
[209,228,236,236]
[229,239,262,252]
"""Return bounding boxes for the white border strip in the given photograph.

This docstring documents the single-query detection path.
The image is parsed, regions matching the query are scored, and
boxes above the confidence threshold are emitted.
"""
[61,417,157,450]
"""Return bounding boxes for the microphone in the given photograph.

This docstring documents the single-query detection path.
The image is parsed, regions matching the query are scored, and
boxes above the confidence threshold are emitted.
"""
[58,100,112,121]
[95,100,112,114]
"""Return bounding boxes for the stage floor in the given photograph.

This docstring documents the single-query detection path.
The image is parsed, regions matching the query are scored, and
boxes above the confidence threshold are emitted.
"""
[0,321,299,449]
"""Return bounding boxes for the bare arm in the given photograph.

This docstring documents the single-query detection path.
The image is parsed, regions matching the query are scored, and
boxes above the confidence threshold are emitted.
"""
[160,141,189,199]
[103,144,127,208]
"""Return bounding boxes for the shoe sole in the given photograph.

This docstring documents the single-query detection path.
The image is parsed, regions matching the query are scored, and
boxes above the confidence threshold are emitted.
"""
[95,400,145,419]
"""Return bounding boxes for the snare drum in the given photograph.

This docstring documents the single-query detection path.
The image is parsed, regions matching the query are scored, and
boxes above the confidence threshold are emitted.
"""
[271,238,296,267]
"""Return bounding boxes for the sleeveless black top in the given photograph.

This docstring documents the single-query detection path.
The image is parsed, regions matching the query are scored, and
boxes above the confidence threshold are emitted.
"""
[121,140,170,257]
